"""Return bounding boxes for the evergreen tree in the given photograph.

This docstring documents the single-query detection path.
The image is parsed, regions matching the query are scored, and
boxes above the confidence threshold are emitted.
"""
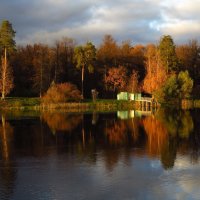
[0,20,15,99]
[158,35,178,74]
[155,71,193,102]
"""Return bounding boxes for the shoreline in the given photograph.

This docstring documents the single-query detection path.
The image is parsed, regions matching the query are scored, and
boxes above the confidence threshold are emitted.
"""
[0,98,137,112]
[0,98,199,111]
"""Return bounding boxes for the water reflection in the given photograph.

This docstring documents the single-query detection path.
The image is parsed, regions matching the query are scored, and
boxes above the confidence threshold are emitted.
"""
[0,109,199,167]
[155,109,194,138]
[42,111,82,134]
[41,109,199,170]
[0,115,16,200]
[0,109,200,199]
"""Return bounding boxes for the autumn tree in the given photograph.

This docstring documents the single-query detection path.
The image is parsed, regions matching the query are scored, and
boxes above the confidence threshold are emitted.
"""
[11,45,35,96]
[104,66,127,92]
[97,34,119,67]
[176,40,200,85]
[73,42,96,99]
[126,70,140,93]
[118,40,132,67]
[143,44,167,94]
[42,82,81,103]
[12,39,76,97]
[53,37,75,83]
[129,44,145,78]
[0,20,15,99]
[96,35,119,93]
[32,44,53,97]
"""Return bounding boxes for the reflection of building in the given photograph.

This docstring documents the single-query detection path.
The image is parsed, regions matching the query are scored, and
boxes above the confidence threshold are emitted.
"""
[117,110,152,119]
[117,110,135,119]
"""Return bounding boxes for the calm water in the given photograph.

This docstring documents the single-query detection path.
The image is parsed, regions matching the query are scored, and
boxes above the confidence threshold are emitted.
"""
[0,109,200,200]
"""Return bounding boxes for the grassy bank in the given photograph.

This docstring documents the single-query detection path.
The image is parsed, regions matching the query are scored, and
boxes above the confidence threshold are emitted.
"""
[0,98,136,112]
[2,97,199,111]
[0,97,40,109]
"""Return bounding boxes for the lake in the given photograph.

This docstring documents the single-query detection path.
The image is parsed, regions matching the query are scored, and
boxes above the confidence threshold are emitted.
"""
[0,109,200,200]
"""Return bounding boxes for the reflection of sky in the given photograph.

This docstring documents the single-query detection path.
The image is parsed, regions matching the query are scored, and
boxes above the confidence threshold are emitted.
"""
[5,153,200,200]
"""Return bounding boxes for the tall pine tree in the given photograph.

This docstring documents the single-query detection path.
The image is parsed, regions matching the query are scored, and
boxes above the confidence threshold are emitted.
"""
[0,20,15,99]
[158,35,178,74]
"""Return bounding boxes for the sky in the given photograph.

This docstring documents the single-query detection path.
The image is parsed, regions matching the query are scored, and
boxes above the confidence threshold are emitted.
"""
[0,0,200,46]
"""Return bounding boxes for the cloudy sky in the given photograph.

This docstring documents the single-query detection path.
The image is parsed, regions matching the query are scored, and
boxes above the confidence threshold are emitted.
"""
[0,0,200,46]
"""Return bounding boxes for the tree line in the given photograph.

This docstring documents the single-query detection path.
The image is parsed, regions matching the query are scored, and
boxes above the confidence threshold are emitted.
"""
[0,20,200,101]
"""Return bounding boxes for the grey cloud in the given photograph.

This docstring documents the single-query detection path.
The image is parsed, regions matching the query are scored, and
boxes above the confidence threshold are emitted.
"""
[0,0,93,30]
[0,0,199,45]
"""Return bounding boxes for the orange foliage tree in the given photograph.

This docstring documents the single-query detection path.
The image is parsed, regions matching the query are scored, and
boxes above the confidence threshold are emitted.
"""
[126,70,140,93]
[143,44,167,94]
[104,66,127,92]
[97,34,119,67]
[42,82,81,103]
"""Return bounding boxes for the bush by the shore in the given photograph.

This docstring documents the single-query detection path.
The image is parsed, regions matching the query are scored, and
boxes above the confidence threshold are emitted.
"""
[42,83,81,103]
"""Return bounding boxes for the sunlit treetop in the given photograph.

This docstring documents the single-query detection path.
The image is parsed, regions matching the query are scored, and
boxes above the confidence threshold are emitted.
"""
[0,20,16,53]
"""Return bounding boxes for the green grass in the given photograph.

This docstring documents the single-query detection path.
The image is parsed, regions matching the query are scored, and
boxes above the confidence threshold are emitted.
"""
[0,97,136,111]
[0,97,40,109]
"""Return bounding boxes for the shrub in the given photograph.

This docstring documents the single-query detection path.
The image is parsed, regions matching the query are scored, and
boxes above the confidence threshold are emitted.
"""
[154,71,193,102]
[42,82,81,103]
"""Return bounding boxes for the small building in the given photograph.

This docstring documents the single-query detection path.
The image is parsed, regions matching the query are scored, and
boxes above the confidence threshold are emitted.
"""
[117,92,142,101]
[117,92,129,100]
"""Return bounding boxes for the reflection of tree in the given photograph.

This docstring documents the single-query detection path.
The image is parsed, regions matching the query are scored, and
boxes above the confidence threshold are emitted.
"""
[102,148,122,171]
[142,116,168,157]
[105,117,141,146]
[176,110,200,164]
[127,118,140,141]
[143,109,194,169]
[161,139,177,170]
[178,111,194,138]
[42,112,82,133]
[0,115,16,199]
[103,118,141,170]
[142,115,178,169]
[105,120,127,145]
[0,115,14,160]
[156,109,193,138]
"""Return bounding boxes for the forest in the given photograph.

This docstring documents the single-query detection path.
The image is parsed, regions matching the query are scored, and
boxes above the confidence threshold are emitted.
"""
[0,20,200,102]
